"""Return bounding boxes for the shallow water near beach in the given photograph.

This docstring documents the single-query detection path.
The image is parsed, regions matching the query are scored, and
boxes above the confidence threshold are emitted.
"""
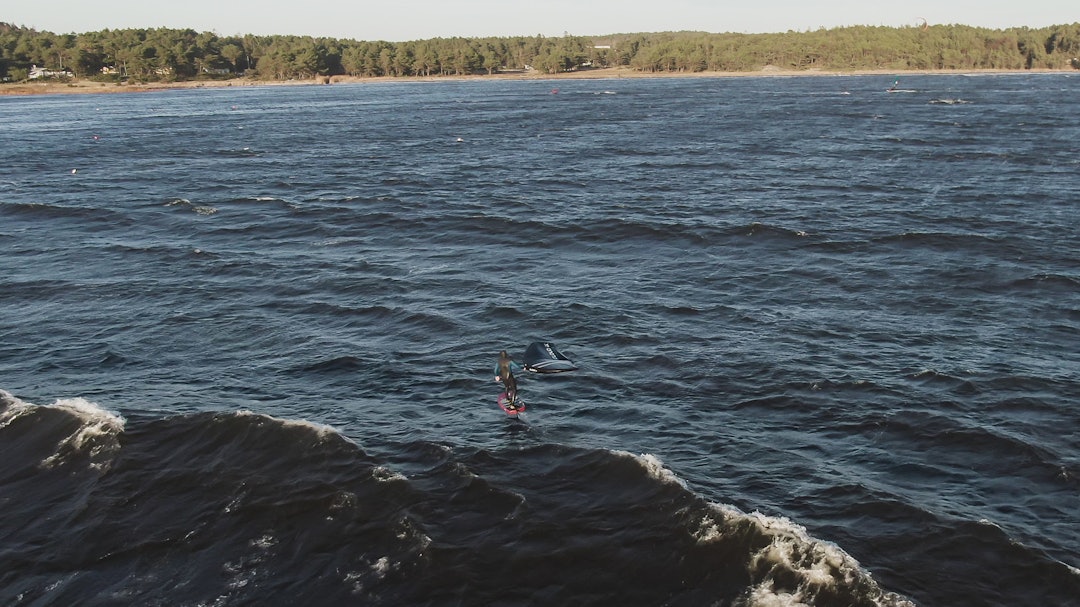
[2,73,1078,606]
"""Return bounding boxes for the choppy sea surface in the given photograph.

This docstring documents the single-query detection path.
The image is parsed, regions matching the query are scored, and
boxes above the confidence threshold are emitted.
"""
[2,73,1078,606]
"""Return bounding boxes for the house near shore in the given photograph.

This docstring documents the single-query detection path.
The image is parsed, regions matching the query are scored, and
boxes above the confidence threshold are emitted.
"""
[29,65,71,79]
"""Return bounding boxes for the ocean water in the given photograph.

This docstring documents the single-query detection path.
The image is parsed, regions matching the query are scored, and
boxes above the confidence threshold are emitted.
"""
[1,73,1078,606]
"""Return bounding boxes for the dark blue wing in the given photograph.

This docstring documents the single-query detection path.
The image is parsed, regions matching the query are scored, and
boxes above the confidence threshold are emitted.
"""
[522,341,577,373]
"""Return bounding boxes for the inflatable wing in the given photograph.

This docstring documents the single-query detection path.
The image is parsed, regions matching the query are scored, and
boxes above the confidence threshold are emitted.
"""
[522,341,577,373]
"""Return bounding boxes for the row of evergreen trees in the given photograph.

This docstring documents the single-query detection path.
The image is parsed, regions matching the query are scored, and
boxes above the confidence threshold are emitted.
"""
[2,22,1079,83]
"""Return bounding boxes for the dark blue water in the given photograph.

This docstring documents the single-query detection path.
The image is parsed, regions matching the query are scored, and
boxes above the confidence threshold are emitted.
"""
[2,74,1078,606]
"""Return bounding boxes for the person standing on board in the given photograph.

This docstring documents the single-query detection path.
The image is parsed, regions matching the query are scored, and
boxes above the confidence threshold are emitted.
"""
[494,350,523,409]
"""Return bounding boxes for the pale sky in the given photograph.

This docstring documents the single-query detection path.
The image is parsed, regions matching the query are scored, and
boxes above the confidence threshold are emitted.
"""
[4,1,1076,41]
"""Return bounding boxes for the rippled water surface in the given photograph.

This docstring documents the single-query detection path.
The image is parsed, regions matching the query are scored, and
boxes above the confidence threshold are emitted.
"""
[2,74,1078,606]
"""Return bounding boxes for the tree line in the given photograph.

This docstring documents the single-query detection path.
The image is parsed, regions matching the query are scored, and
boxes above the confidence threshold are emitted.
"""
[2,22,1078,83]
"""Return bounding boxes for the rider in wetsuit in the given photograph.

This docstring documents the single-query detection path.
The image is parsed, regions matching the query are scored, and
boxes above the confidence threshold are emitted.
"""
[494,350,523,408]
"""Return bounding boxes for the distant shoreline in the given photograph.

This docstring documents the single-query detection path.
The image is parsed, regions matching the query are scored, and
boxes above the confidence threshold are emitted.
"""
[2,66,1073,97]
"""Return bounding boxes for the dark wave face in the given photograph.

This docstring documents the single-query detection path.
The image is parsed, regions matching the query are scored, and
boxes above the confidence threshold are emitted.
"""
[0,392,913,606]
[1,74,1079,606]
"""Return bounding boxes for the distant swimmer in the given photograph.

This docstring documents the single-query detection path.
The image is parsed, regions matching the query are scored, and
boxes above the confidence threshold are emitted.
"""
[494,350,523,410]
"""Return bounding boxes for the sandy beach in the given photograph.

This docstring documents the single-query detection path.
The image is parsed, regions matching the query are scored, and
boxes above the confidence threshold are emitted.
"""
[2,66,1072,97]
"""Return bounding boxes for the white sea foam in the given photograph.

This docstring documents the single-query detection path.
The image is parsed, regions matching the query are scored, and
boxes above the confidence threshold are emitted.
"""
[234,409,343,439]
[693,504,746,546]
[746,510,861,589]
[343,570,365,594]
[51,396,126,428]
[41,395,125,470]
[250,534,277,550]
[698,503,916,607]
[743,584,810,607]
[0,389,34,429]
[163,197,217,215]
[5,393,126,472]
[616,451,689,489]
[372,465,407,483]
[343,555,398,596]
[371,556,392,577]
